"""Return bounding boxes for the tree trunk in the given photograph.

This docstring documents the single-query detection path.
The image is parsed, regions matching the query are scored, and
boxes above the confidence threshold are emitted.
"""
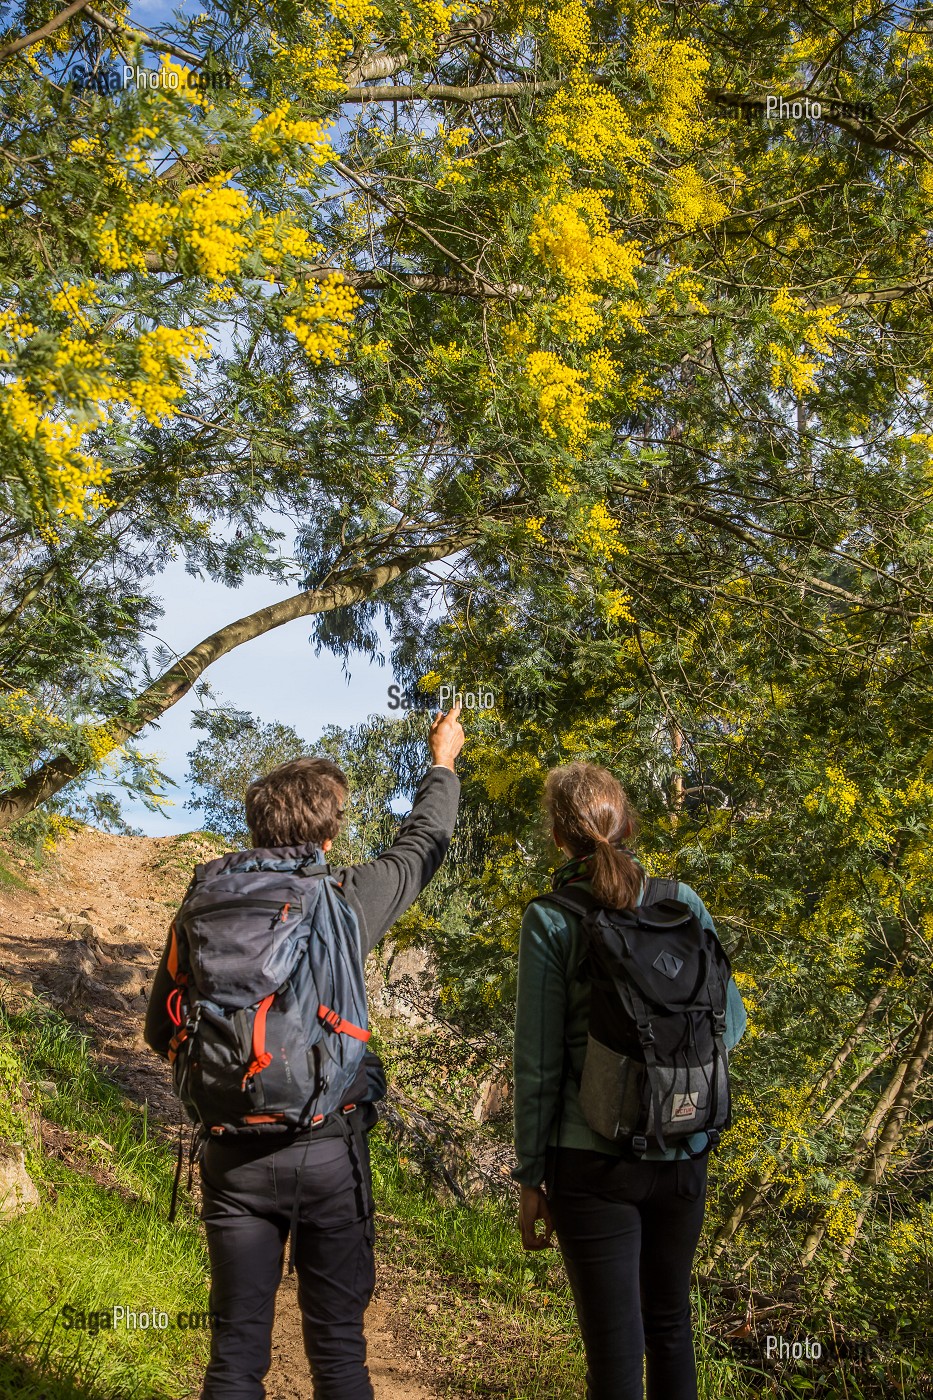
[799,1008,933,1271]
[826,1007,933,1284]
[809,984,889,1100]
[0,533,473,829]
[816,1032,907,1130]
[703,1163,777,1269]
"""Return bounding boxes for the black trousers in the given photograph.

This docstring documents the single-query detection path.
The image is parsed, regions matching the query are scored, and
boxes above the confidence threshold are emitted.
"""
[546,1146,708,1400]
[199,1120,376,1400]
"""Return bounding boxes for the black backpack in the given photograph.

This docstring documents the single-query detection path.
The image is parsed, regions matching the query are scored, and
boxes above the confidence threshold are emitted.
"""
[165,849,384,1137]
[537,878,732,1155]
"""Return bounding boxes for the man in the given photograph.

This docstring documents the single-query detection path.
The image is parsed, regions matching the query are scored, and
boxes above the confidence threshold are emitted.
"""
[144,703,464,1400]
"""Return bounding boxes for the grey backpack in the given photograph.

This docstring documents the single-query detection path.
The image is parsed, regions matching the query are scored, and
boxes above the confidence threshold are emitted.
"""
[164,849,373,1136]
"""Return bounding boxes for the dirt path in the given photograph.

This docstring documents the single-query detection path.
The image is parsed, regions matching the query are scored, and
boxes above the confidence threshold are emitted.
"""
[0,826,442,1400]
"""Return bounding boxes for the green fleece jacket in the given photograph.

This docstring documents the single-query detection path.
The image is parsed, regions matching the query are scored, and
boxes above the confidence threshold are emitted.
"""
[512,859,747,1187]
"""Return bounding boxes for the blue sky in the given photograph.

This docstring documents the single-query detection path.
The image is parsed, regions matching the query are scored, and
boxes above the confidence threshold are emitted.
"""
[113,564,396,834]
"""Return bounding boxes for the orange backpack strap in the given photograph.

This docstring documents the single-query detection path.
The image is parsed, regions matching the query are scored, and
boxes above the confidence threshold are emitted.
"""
[166,920,179,979]
[166,919,188,985]
[318,1003,371,1042]
[241,994,275,1088]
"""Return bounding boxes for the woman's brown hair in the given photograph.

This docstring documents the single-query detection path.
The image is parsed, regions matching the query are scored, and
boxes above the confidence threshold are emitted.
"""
[543,762,643,909]
[245,756,348,848]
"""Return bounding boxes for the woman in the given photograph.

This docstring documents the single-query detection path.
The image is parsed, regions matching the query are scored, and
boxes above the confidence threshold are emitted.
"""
[512,762,747,1400]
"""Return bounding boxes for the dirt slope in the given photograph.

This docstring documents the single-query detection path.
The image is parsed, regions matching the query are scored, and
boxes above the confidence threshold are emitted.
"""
[0,826,438,1400]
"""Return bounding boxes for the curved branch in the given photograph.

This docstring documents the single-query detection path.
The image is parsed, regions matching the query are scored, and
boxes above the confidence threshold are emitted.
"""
[0,530,477,829]
[343,7,495,86]
[140,251,530,298]
[85,5,203,66]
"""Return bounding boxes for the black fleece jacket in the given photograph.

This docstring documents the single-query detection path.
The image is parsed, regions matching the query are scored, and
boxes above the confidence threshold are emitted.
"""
[143,765,461,1059]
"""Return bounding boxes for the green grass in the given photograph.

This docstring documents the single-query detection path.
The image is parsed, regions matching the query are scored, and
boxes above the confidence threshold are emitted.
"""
[0,849,33,893]
[0,987,210,1400]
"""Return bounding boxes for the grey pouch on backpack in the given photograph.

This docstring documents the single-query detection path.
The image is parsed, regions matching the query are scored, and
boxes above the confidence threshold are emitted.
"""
[578,1034,645,1141]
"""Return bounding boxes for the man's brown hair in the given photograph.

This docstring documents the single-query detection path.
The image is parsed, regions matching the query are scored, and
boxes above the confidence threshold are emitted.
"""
[245,756,348,848]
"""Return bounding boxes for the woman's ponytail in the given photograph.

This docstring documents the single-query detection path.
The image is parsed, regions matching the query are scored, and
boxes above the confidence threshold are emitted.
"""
[544,763,643,909]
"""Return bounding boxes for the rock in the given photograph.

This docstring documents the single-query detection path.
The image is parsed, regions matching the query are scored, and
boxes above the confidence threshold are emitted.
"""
[107,940,150,962]
[83,976,132,1012]
[98,962,146,997]
[67,939,100,979]
[66,919,96,941]
[109,923,130,936]
[473,1075,510,1124]
[0,1145,40,1219]
[369,944,433,1025]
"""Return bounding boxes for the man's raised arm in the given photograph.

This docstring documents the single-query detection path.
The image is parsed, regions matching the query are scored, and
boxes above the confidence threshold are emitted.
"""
[336,703,465,954]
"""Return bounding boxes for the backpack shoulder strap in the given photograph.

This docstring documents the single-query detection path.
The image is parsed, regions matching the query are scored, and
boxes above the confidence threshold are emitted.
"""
[529,874,680,920]
[641,875,679,905]
[297,859,330,878]
[529,884,600,920]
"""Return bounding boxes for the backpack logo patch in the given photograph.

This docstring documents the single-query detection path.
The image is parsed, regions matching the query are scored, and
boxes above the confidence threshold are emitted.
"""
[672,1093,698,1120]
[653,949,684,980]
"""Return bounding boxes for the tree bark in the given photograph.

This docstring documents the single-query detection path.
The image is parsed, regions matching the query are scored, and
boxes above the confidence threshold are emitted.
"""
[821,1010,933,1296]
[141,254,530,300]
[815,1034,906,1130]
[344,8,495,86]
[809,984,889,1100]
[799,1009,933,1270]
[703,1164,777,1269]
[0,532,473,829]
[342,80,562,103]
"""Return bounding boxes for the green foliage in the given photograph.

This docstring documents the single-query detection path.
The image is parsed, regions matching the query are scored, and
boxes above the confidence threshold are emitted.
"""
[186,702,430,859]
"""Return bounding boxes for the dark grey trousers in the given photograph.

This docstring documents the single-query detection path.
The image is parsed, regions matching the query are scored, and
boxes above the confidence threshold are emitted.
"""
[546,1146,708,1400]
[199,1123,375,1400]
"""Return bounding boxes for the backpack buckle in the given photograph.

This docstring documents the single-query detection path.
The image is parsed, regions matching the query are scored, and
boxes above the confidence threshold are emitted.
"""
[631,1135,648,1157]
[713,1012,727,1035]
[166,988,185,1027]
[342,1103,356,1115]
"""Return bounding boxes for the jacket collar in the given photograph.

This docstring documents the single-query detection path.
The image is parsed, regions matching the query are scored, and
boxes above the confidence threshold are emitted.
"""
[551,849,646,895]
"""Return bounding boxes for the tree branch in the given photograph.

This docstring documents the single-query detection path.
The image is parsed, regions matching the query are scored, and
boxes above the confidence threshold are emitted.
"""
[342,79,561,103]
[343,7,495,86]
[140,251,530,298]
[85,5,203,66]
[0,0,91,63]
[0,530,477,829]
[707,87,933,158]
